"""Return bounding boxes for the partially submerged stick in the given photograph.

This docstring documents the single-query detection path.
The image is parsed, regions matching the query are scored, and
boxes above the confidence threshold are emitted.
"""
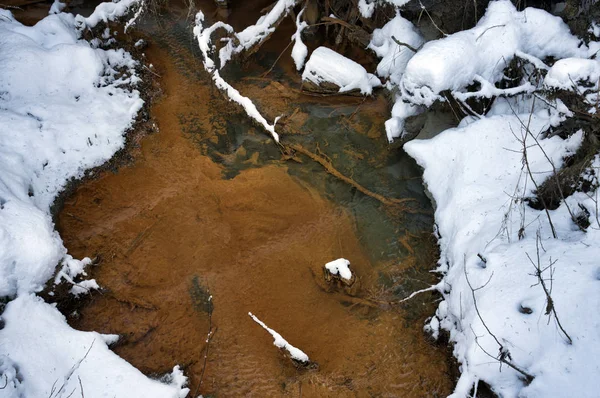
[248,312,316,368]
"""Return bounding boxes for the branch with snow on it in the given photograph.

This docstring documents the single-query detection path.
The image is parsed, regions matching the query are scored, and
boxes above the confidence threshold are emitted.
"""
[193,10,282,143]
[248,312,311,366]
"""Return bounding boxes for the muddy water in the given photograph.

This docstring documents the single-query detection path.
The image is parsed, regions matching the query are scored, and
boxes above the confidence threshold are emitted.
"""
[57,4,453,397]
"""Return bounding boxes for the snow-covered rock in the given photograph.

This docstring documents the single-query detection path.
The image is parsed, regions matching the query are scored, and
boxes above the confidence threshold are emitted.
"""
[302,47,381,95]
[324,258,353,281]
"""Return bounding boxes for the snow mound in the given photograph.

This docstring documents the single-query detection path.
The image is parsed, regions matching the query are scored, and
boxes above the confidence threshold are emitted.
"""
[401,1,584,106]
[324,258,353,280]
[545,58,600,90]
[368,14,423,86]
[302,47,382,95]
[405,97,600,397]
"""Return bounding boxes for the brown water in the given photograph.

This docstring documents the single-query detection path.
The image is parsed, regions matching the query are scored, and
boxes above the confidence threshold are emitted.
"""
[57,3,453,397]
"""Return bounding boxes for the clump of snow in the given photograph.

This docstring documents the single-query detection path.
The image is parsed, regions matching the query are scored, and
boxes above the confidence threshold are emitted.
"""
[405,95,600,397]
[366,13,423,141]
[49,0,66,15]
[401,1,585,107]
[545,58,600,90]
[324,258,353,280]
[0,8,188,397]
[358,0,376,18]
[248,312,310,363]
[302,47,382,95]
[291,8,309,71]
[357,0,411,18]
[369,14,424,86]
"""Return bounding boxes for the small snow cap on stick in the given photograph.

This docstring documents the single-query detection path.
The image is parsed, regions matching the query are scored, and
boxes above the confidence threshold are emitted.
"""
[248,312,310,364]
[325,258,353,280]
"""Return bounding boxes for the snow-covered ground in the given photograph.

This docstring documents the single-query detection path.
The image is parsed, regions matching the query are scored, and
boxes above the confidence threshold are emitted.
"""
[0,5,187,397]
[396,1,600,397]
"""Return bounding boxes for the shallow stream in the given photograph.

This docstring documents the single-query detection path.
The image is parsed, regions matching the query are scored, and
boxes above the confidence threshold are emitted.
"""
[57,2,454,396]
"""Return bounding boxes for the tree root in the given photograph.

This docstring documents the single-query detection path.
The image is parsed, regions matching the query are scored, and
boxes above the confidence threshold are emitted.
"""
[284,143,417,211]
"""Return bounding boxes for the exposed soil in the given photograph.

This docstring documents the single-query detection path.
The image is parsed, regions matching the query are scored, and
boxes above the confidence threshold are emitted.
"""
[56,3,454,397]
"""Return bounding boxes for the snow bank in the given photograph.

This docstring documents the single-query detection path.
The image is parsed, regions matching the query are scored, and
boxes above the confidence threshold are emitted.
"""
[0,10,142,297]
[218,0,298,67]
[0,8,188,397]
[248,312,310,363]
[324,258,353,280]
[401,1,584,106]
[405,97,600,397]
[545,58,600,90]
[302,47,382,95]
[0,295,189,397]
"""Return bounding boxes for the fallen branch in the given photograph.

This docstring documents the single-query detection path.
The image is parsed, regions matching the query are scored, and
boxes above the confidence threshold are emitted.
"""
[396,282,441,303]
[249,312,315,368]
[287,143,416,210]
[193,292,216,397]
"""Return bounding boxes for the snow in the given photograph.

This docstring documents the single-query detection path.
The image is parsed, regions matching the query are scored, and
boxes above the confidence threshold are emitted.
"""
[248,312,310,363]
[193,12,281,142]
[405,95,600,397]
[302,47,382,95]
[367,13,423,141]
[0,6,188,397]
[0,10,142,297]
[324,258,353,280]
[76,0,143,31]
[213,71,281,142]
[291,8,308,71]
[357,0,411,18]
[368,14,424,86]
[401,1,585,107]
[545,58,600,90]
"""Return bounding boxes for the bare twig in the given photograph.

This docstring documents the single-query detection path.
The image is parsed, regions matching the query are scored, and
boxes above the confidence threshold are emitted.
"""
[526,232,573,345]
[391,36,420,53]
[193,293,215,397]
[464,258,534,381]
[50,340,95,398]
